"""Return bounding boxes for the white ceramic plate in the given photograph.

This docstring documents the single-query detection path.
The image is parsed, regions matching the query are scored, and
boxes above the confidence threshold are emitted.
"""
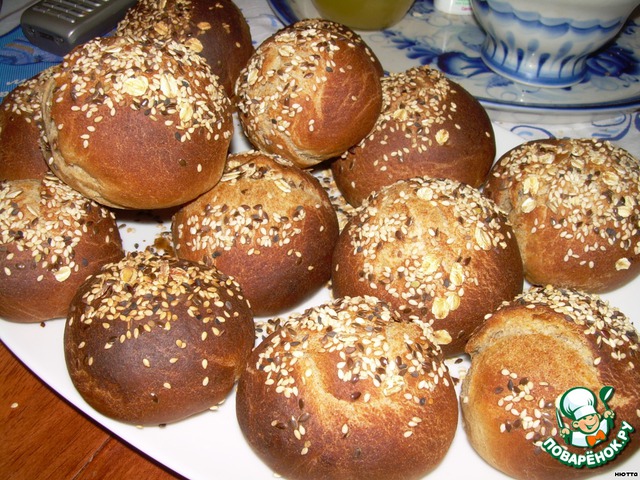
[266,0,640,122]
[1,122,638,480]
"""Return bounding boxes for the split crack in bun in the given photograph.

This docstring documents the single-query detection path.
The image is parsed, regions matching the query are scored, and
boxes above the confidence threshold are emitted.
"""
[0,67,58,180]
[172,149,340,316]
[235,18,384,169]
[484,137,640,293]
[331,65,496,207]
[461,285,640,480]
[236,295,458,480]
[0,174,124,322]
[116,0,253,101]
[331,176,524,356]
[42,34,233,210]
[64,249,254,426]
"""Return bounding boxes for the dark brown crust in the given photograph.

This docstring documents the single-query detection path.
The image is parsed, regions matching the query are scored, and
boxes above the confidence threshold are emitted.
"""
[116,0,254,100]
[0,175,124,323]
[42,35,233,210]
[462,285,640,480]
[0,68,57,180]
[331,177,523,356]
[236,296,458,480]
[331,66,496,207]
[172,150,339,316]
[235,19,383,169]
[484,137,640,293]
[64,250,255,425]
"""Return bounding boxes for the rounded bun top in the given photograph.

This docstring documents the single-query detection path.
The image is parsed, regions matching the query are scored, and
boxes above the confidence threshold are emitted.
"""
[331,65,496,207]
[43,34,233,210]
[485,137,640,292]
[116,0,253,98]
[235,18,383,169]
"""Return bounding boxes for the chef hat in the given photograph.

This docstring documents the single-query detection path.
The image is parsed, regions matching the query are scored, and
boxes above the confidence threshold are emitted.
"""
[559,387,598,421]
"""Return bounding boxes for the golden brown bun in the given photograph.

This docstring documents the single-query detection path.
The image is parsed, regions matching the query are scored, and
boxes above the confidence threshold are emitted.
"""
[462,285,640,480]
[0,67,57,180]
[0,174,124,323]
[331,66,496,207]
[235,19,383,169]
[236,295,458,480]
[116,0,253,100]
[332,176,523,356]
[484,138,640,293]
[64,249,254,425]
[42,35,233,210]
[172,150,339,316]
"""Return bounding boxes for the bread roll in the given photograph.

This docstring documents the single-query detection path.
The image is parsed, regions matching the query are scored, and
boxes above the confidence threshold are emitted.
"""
[64,249,254,425]
[116,0,253,100]
[332,176,523,356]
[0,67,57,180]
[462,285,640,480]
[236,295,458,480]
[331,65,496,207]
[42,34,233,210]
[172,150,339,316]
[484,137,640,293]
[235,19,383,169]
[0,174,124,323]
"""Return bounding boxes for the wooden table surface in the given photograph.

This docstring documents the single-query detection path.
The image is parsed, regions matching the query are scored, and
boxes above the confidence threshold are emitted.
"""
[0,341,183,480]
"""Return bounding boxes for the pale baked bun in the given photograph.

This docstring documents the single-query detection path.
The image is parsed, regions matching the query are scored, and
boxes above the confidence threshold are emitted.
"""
[0,174,124,323]
[236,295,458,480]
[331,65,496,207]
[64,249,254,425]
[235,18,383,169]
[462,285,640,480]
[116,0,253,100]
[484,137,640,293]
[332,176,523,355]
[0,67,57,180]
[42,34,233,210]
[172,150,339,316]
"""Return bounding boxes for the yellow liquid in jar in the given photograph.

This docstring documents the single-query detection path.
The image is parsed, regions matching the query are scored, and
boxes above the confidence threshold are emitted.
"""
[311,0,415,30]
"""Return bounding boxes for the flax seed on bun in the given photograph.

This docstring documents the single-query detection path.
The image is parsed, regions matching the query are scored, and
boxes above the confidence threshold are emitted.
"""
[42,34,233,210]
[172,150,339,316]
[116,0,253,100]
[236,295,458,480]
[331,176,523,356]
[235,19,383,169]
[461,285,640,480]
[331,65,496,207]
[64,249,254,426]
[0,67,57,180]
[0,174,124,323]
[484,138,640,293]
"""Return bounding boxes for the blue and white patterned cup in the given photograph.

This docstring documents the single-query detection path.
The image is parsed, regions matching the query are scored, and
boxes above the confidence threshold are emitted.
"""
[471,0,640,87]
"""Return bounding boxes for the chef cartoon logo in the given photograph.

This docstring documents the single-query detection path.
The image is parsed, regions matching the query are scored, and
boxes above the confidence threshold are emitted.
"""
[556,386,614,448]
[541,386,636,469]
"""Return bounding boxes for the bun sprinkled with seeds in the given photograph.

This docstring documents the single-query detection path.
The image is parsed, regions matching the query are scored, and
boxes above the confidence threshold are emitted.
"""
[0,174,124,323]
[172,150,339,316]
[331,65,496,207]
[0,67,57,180]
[236,295,458,480]
[42,34,233,210]
[235,19,383,169]
[462,285,640,480]
[485,138,640,293]
[116,0,253,101]
[64,249,254,425]
[331,176,523,356]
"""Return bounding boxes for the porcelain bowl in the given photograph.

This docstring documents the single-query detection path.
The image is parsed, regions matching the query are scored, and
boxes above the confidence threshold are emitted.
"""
[471,0,640,87]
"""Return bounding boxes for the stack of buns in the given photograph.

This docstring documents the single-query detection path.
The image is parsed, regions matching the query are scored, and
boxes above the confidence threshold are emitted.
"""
[1,2,639,478]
